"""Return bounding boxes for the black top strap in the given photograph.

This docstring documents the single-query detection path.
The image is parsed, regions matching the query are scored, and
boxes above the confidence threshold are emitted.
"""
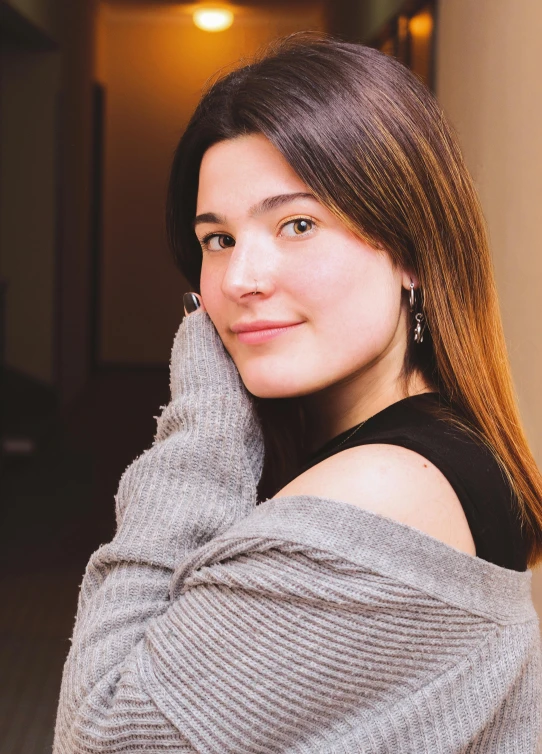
[296,393,527,571]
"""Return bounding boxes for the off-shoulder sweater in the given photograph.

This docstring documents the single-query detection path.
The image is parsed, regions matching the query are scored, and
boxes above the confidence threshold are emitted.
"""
[53,308,542,753]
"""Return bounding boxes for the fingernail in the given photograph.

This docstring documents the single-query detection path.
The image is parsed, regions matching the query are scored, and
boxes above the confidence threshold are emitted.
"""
[183,292,201,314]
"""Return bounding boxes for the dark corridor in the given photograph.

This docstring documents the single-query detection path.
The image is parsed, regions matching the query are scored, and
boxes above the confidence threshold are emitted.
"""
[1,367,169,752]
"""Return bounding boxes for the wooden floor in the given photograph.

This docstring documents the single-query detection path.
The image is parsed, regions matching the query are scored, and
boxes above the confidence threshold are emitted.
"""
[0,367,169,753]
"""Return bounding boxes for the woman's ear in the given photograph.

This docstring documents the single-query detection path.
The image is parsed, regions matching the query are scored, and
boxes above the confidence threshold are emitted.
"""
[401,270,420,291]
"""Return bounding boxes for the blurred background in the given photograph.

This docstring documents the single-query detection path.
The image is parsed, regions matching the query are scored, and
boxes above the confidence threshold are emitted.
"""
[0,0,541,750]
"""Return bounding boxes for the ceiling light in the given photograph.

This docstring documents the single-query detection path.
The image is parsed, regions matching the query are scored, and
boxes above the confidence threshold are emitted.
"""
[193,8,234,32]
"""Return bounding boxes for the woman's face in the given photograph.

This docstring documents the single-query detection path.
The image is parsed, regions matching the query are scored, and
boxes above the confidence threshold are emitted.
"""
[195,134,413,401]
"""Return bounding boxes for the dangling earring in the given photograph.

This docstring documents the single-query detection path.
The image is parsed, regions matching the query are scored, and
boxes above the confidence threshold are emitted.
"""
[409,279,427,344]
[414,312,426,344]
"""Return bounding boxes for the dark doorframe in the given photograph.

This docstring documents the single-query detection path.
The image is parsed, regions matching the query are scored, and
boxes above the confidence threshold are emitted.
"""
[89,82,105,372]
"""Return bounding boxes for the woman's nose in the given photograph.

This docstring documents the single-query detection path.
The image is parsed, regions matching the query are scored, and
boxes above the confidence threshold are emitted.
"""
[220,245,274,301]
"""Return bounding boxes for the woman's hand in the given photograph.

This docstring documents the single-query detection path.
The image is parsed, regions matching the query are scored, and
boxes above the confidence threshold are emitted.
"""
[155,291,261,442]
[169,291,231,404]
[183,291,205,316]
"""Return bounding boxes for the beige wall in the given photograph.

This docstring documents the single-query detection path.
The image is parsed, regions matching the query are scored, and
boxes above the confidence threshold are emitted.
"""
[97,2,325,364]
[436,0,542,598]
[436,0,542,462]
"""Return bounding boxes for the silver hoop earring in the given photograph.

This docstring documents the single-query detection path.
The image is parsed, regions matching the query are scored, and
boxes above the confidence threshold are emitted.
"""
[409,280,416,311]
[409,278,427,344]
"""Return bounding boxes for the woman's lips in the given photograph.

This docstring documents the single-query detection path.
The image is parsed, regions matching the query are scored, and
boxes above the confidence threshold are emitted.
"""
[236,322,304,344]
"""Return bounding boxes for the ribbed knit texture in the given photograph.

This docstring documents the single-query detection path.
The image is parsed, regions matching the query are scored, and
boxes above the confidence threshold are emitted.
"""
[53,309,542,753]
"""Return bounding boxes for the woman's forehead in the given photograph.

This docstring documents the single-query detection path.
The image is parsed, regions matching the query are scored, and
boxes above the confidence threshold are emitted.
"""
[196,135,312,215]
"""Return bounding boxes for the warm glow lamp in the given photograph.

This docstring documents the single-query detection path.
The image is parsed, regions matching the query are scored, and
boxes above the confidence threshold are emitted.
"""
[409,12,433,37]
[193,8,234,32]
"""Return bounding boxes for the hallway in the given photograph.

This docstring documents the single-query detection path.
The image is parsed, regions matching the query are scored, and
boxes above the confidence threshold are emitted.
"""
[0,367,169,753]
[2,0,542,749]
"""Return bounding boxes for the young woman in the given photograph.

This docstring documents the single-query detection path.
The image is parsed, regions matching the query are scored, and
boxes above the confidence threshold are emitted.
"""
[54,34,542,753]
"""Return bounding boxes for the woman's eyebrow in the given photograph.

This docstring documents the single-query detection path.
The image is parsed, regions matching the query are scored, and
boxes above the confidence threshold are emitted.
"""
[192,192,317,229]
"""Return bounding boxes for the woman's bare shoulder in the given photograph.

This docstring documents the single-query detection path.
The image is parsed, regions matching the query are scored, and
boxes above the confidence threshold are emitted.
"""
[273,443,476,557]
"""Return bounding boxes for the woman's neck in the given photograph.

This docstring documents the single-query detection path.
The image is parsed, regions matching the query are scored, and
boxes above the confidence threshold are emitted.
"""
[301,372,435,455]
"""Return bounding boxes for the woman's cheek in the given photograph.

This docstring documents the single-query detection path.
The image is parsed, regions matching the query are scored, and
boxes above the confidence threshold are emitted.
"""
[199,270,222,323]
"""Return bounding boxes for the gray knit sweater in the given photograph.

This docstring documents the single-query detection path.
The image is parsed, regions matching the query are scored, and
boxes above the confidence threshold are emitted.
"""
[53,309,542,753]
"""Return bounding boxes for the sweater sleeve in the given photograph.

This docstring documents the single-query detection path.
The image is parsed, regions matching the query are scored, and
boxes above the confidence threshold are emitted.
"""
[53,479,539,754]
[52,309,265,753]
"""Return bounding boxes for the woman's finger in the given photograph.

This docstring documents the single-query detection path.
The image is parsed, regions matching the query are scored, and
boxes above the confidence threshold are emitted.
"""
[183,292,205,315]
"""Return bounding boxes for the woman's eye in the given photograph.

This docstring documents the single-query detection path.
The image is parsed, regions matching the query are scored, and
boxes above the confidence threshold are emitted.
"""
[200,233,235,251]
[281,218,315,237]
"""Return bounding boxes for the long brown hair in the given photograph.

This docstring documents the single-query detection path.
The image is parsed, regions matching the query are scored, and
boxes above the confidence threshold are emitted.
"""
[166,32,542,568]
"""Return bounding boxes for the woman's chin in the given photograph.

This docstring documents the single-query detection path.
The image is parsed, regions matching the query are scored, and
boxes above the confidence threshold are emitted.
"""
[240,374,309,400]
[245,384,300,400]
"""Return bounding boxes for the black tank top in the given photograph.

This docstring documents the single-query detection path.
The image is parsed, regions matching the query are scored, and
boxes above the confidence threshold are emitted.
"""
[296,392,528,572]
